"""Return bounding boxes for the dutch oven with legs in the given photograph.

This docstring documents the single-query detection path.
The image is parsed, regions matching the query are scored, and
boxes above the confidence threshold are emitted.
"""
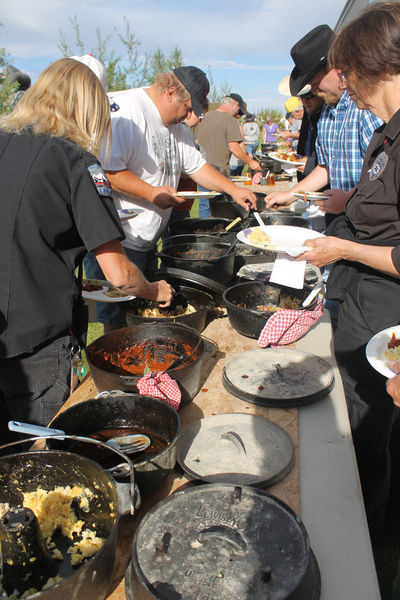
[121,285,214,333]
[0,448,138,600]
[85,322,205,405]
[157,241,236,285]
[50,391,181,492]
[209,192,268,220]
[168,217,241,242]
[223,280,318,339]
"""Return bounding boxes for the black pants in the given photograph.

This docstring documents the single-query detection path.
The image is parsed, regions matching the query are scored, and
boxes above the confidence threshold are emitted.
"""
[334,274,400,549]
[0,334,73,447]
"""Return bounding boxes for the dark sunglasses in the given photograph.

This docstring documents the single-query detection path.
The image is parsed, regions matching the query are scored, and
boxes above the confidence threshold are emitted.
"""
[301,91,315,100]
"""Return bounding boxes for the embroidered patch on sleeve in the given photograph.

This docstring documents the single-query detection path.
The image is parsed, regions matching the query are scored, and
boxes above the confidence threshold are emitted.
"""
[88,163,112,196]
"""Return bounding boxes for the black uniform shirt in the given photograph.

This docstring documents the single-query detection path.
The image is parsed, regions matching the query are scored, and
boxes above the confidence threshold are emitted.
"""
[0,130,124,358]
[346,108,400,272]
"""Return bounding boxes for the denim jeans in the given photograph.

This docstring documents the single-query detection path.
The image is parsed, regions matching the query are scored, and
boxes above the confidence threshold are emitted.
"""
[245,142,258,156]
[0,334,73,443]
[198,185,211,218]
[83,247,158,326]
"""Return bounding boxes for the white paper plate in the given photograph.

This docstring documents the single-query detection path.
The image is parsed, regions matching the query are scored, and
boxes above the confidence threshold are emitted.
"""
[118,208,142,222]
[237,225,324,258]
[174,191,219,199]
[82,279,135,303]
[230,176,250,182]
[366,324,400,378]
[293,191,329,201]
[268,152,305,168]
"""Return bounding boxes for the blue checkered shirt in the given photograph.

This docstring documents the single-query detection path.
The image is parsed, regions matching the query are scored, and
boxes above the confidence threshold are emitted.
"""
[315,91,383,190]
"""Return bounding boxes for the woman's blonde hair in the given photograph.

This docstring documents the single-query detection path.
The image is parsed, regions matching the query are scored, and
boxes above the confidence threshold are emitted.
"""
[0,58,111,156]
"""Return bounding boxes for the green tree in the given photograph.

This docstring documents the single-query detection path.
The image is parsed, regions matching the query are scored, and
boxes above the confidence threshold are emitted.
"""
[58,17,184,91]
[0,44,18,115]
[256,108,285,129]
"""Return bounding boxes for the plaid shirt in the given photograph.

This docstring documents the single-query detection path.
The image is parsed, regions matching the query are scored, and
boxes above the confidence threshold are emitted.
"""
[315,91,383,190]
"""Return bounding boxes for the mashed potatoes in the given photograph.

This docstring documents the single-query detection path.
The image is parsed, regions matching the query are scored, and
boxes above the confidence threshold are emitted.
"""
[0,485,105,566]
[248,227,272,248]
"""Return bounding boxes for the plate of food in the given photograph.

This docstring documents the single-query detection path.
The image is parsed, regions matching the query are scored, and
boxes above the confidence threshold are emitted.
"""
[174,191,219,199]
[237,225,324,258]
[366,325,400,378]
[293,191,329,202]
[81,279,135,303]
[268,151,305,168]
[230,175,250,182]
[118,208,142,222]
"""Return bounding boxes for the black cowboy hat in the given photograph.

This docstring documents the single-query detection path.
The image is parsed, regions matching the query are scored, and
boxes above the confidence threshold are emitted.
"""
[289,25,334,96]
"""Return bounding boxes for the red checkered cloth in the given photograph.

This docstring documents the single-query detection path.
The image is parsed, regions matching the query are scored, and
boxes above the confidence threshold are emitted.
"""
[258,300,324,348]
[136,372,181,411]
[251,171,262,185]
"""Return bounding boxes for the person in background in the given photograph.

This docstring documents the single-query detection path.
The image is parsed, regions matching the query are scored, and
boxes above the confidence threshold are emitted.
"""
[196,92,260,217]
[1,65,31,109]
[296,2,400,549]
[0,58,173,442]
[262,115,279,145]
[296,86,324,180]
[279,97,303,151]
[230,104,248,177]
[70,54,107,89]
[243,113,260,156]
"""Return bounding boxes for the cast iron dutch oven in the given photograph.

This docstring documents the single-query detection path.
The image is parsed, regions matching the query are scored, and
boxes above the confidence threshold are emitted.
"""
[223,281,317,339]
[209,192,268,220]
[0,448,137,600]
[162,236,275,275]
[85,323,205,405]
[157,242,236,285]
[169,217,241,242]
[126,483,320,600]
[50,391,180,492]
[249,213,309,228]
[121,285,214,333]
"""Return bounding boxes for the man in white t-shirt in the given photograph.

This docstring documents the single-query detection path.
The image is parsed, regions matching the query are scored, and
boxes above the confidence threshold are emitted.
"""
[85,66,257,328]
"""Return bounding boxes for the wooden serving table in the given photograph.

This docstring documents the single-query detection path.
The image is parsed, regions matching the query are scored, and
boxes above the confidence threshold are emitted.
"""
[61,310,381,600]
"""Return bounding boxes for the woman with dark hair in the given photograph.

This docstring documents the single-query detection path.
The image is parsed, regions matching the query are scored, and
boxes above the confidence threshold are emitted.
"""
[0,58,173,441]
[298,1,400,549]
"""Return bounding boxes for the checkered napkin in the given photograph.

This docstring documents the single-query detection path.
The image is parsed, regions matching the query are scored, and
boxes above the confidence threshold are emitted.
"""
[136,372,181,411]
[252,171,262,185]
[258,300,324,347]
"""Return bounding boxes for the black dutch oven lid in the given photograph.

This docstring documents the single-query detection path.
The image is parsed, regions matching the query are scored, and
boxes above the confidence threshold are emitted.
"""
[131,483,320,600]
[158,267,227,304]
[223,348,334,408]
[176,413,294,487]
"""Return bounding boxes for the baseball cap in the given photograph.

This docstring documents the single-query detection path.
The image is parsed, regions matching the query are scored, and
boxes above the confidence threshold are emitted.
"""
[173,66,210,117]
[228,93,247,116]
[285,96,302,114]
[289,25,335,96]
[70,54,107,89]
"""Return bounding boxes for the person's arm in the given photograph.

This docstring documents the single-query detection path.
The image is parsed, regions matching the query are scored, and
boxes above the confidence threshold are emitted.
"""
[228,141,260,171]
[297,235,400,278]
[315,189,353,214]
[105,169,187,210]
[94,239,173,305]
[386,374,400,407]
[264,164,330,208]
[190,163,258,210]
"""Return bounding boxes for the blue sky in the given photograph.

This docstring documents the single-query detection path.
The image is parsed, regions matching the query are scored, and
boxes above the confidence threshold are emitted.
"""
[1,0,342,113]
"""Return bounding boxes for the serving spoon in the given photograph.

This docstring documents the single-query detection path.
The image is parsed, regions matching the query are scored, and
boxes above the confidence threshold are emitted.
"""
[8,421,151,454]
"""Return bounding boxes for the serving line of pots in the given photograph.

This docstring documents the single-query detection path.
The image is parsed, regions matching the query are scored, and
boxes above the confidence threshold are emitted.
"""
[0,210,328,600]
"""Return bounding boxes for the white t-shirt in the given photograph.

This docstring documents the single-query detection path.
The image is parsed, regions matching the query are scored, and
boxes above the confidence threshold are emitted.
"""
[103,88,206,251]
